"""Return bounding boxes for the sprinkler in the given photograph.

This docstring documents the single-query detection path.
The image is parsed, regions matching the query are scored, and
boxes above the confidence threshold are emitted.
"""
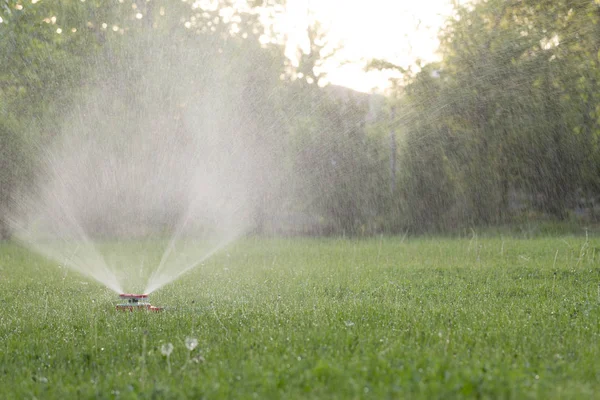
[116,294,163,312]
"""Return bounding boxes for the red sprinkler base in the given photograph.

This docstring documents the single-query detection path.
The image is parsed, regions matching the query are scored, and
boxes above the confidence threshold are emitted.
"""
[116,294,163,312]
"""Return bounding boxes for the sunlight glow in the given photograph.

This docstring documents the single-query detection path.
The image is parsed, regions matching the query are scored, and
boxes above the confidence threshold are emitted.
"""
[281,0,456,92]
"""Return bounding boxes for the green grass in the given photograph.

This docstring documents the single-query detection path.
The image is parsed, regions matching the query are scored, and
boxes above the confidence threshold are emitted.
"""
[1,236,599,399]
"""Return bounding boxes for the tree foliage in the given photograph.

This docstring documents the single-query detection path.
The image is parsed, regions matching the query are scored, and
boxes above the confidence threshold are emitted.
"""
[390,0,600,232]
[4,0,598,237]
[0,0,385,237]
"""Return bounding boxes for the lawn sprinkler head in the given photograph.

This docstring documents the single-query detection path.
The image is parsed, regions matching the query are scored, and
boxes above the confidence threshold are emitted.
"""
[116,294,163,312]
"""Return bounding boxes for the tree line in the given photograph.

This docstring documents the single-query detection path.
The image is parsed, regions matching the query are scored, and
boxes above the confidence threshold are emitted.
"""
[1,0,599,238]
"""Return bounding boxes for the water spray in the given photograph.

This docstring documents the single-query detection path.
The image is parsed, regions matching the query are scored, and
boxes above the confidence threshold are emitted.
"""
[116,293,163,312]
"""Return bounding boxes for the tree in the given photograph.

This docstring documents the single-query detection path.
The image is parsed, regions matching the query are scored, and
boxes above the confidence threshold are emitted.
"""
[384,0,600,231]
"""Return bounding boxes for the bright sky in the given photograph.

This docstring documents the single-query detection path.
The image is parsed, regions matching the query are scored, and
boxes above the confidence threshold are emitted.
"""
[279,0,456,92]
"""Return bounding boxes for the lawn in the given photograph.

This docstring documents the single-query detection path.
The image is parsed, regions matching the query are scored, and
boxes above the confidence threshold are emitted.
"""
[0,236,599,399]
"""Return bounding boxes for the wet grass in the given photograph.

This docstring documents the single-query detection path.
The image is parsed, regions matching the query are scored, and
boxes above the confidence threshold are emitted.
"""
[1,236,599,399]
